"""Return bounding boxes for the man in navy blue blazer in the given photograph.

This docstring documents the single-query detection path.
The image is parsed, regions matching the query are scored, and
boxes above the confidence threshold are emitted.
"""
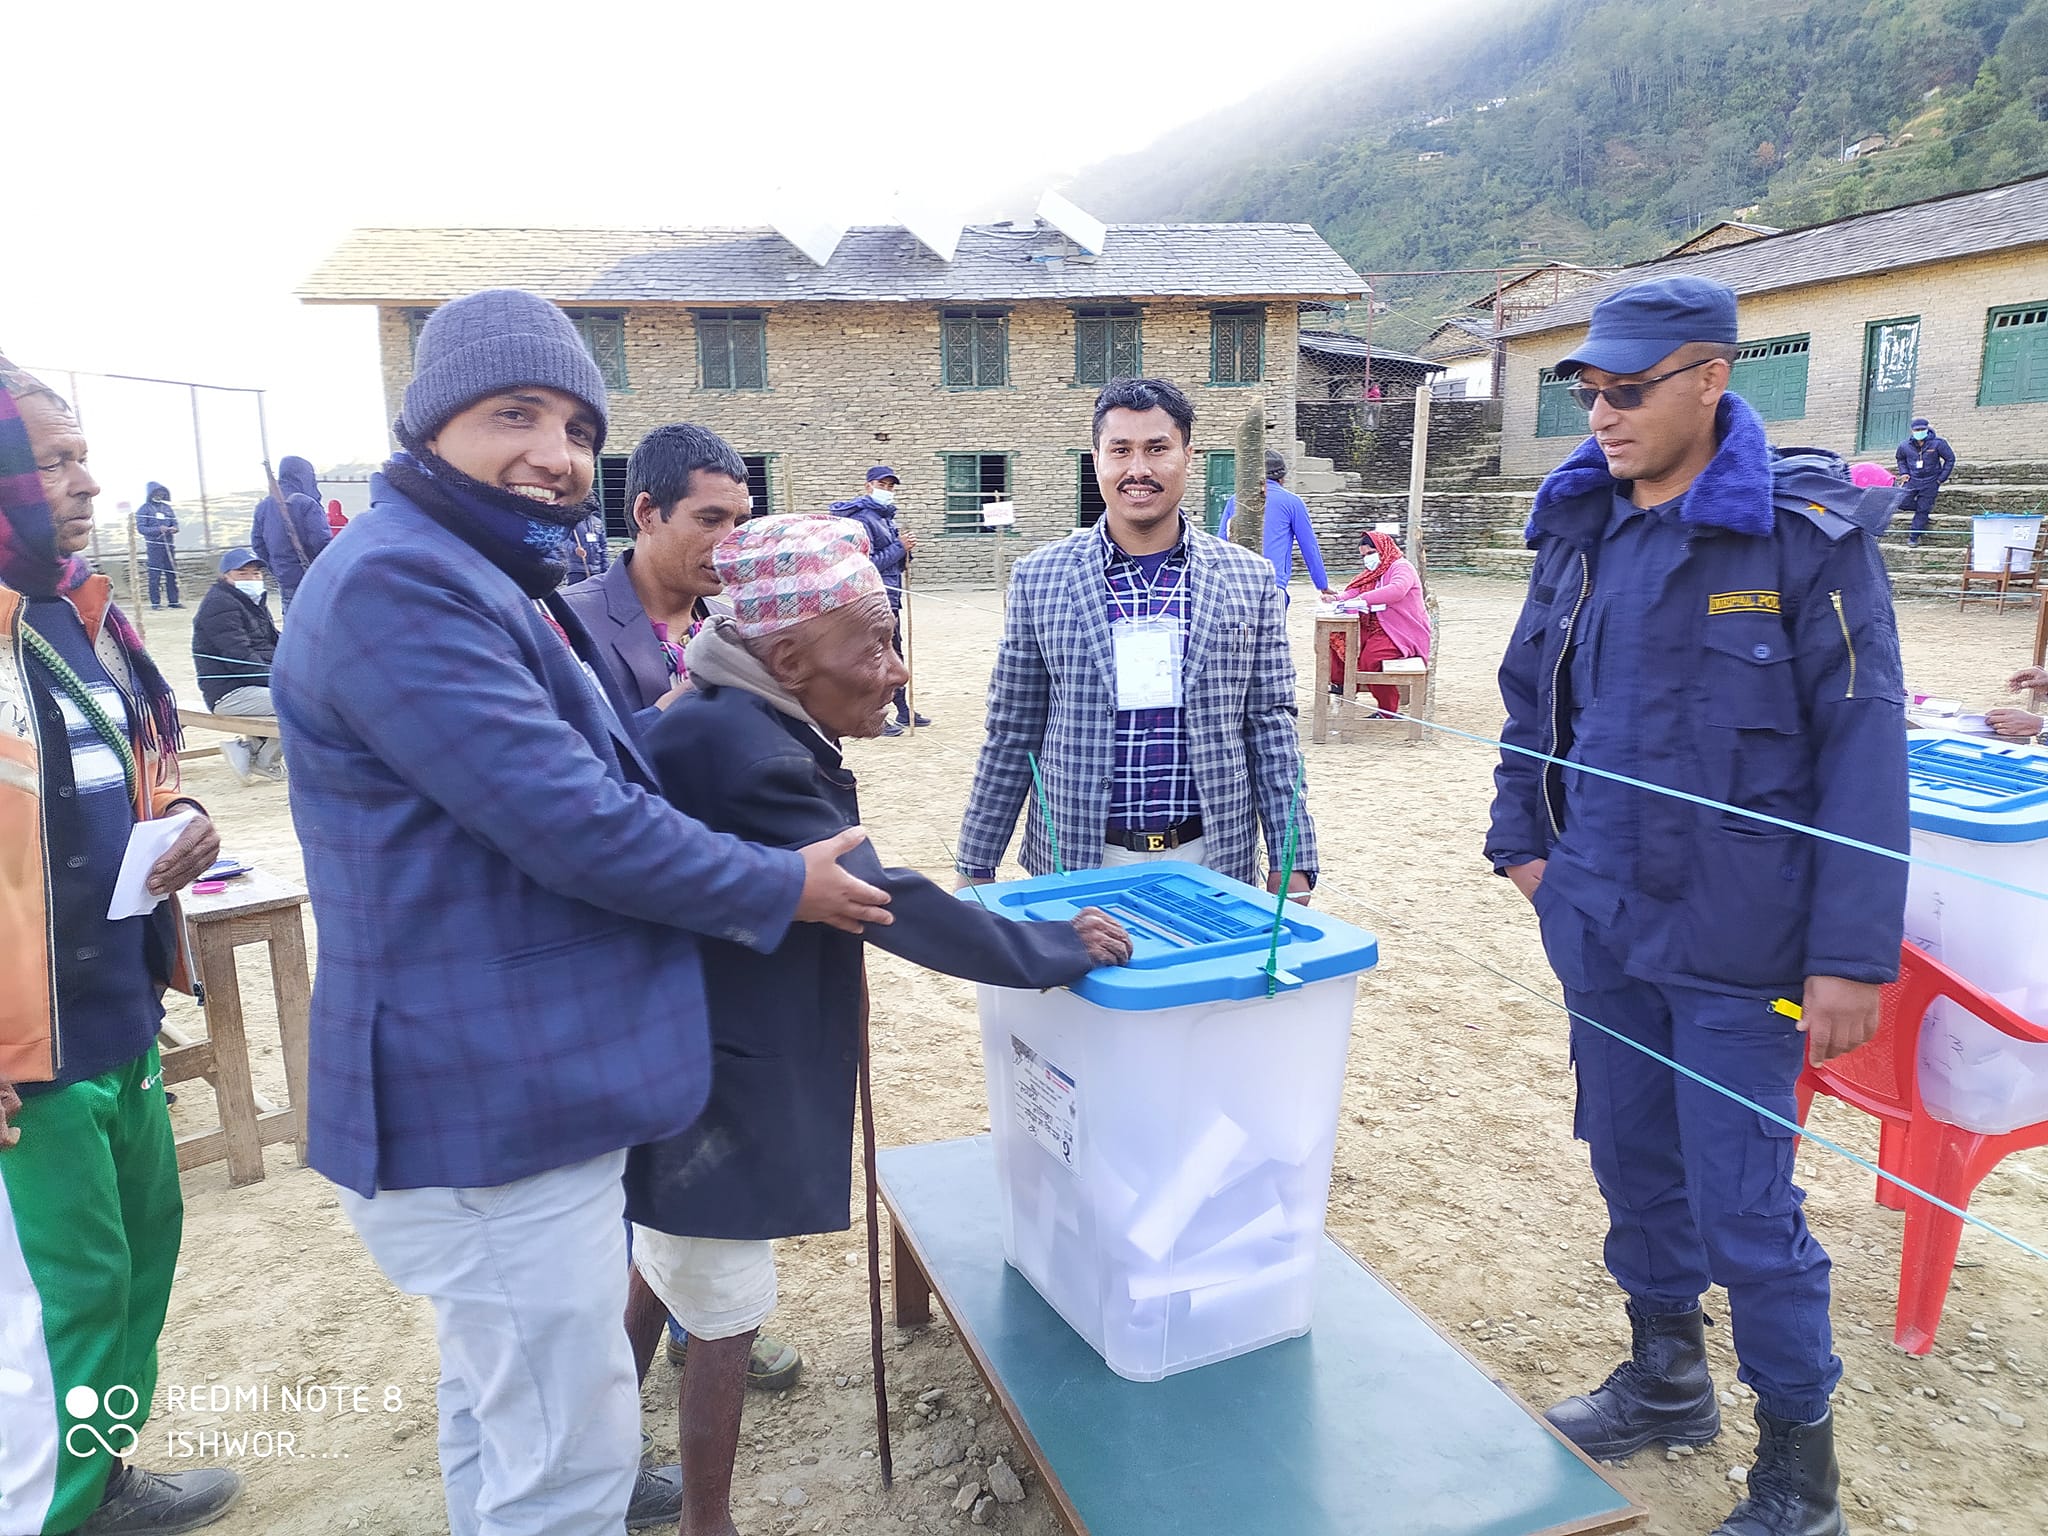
[272,289,892,1536]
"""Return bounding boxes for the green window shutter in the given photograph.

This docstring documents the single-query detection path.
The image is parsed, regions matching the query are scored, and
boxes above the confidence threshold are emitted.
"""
[1211,309,1264,383]
[566,312,627,391]
[1211,313,1229,383]
[942,315,975,386]
[1244,311,1264,382]
[1076,315,1108,384]
[978,316,1008,386]
[943,453,981,532]
[942,310,1008,387]
[1110,315,1141,378]
[1730,335,1809,422]
[700,316,731,389]
[1980,303,2048,407]
[732,315,766,390]
[1535,367,1579,438]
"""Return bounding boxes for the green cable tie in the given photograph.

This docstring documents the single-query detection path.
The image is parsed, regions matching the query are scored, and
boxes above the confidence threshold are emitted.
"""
[1263,758,1308,997]
[1027,751,1065,876]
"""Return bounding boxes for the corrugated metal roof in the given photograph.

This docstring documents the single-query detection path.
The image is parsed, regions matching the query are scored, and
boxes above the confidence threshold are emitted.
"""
[299,223,1368,306]
[1298,331,1446,370]
[1501,174,2048,339]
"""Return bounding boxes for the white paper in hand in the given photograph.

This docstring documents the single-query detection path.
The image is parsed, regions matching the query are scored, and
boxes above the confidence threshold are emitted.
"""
[107,809,199,920]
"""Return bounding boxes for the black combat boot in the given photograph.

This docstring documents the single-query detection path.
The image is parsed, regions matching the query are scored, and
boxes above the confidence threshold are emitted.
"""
[1545,1301,1721,1459]
[1711,1407,1847,1536]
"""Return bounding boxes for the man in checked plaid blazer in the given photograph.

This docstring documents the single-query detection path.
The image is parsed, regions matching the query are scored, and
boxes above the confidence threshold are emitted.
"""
[957,378,1318,895]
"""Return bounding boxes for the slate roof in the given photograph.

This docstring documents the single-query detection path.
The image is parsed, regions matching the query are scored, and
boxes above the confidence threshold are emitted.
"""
[1421,316,1498,358]
[1298,331,1446,371]
[299,223,1367,306]
[1501,174,2048,339]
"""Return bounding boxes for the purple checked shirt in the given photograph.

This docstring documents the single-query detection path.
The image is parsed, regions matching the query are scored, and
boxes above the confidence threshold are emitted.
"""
[1101,519,1199,832]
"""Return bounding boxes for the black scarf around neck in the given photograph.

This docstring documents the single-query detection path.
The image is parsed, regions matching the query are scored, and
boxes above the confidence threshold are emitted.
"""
[385,422,600,598]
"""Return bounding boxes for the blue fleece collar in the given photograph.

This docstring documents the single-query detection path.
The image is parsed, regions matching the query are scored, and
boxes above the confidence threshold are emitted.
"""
[1529,393,1775,542]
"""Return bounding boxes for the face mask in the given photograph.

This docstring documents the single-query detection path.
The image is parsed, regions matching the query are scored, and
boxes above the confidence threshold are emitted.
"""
[1912,430,1928,441]
[870,488,896,508]
[232,579,266,601]
[1362,551,1382,572]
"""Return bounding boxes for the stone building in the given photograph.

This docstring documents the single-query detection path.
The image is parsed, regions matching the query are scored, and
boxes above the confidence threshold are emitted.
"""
[300,222,1365,582]
[1496,174,2048,476]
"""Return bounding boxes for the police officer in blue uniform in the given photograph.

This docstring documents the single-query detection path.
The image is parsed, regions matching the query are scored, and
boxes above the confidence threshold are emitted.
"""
[1893,416,1956,548]
[1486,277,1908,1536]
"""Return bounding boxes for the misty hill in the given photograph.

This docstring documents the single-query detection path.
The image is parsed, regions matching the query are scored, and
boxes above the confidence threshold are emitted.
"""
[1069,0,2048,348]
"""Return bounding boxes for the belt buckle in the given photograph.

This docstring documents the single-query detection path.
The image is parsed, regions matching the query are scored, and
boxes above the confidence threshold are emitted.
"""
[1146,833,1166,852]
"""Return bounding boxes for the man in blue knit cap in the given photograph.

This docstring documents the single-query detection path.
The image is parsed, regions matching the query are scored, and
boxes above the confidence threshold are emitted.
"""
[1486,274,1907,1536]
[272,289,893,1536]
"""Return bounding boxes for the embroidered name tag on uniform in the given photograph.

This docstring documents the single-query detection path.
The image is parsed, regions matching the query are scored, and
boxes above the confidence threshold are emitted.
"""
[1707,590,1782,615]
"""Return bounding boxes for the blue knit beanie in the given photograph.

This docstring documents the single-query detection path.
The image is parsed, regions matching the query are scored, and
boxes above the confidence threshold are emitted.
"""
[401,289,609,450]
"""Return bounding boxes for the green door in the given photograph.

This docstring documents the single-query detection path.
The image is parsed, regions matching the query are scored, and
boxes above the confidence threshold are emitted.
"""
[1204,450,1235,535]
[1859,317,1920,452]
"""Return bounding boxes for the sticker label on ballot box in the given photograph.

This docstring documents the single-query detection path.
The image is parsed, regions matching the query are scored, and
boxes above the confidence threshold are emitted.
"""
[1011,1035,1079,1173]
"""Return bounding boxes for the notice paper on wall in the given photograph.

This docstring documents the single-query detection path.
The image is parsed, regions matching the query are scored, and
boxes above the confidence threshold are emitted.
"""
[108,809,199,920]
[1011,1035,1079,1173]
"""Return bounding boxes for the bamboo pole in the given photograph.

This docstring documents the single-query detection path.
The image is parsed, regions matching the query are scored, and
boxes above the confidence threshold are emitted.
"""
[1406,384,1434,585]
[190,385,215,564]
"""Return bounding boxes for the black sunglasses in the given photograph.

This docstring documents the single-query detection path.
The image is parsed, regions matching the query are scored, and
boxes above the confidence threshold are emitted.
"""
[1567,356,1717,412]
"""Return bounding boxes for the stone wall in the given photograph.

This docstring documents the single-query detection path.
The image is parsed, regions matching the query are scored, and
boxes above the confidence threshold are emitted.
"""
[1500,246,2048,476]
[376,300,1301,585]
[1298,398,1504,489]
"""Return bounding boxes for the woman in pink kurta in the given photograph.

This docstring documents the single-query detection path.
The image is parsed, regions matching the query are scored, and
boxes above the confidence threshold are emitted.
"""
[1329,530,1430,714]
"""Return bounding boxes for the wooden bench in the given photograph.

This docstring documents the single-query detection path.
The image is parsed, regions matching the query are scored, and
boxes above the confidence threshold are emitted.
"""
[1353,655,1433,743]
[176,706,276,767]
[161,870,312,1186]
[881,1136,1642,1536]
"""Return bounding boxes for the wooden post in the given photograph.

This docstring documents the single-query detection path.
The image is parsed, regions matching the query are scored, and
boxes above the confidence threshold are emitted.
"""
[190,385,215,564]
[121,502,145,638]
[1406,384,1433,585]
[901,558,916,734]
[1232,404,1265,554]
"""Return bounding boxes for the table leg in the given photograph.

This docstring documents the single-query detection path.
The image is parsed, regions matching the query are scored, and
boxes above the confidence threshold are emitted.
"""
[197,928,266,1186]
[267,912,313,1166]
[1339,631,1361,745]
[1310,627,1332,745]
[891,1218,932,1328]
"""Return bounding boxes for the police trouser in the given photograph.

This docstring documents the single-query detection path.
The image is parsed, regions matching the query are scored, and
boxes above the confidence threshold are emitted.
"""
[1539,892,1840,1423]
[145,542,179,607]
[1904,482,1940,535]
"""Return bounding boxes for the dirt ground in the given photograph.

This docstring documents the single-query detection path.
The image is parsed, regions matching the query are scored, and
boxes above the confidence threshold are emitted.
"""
[130,572,2046,1536]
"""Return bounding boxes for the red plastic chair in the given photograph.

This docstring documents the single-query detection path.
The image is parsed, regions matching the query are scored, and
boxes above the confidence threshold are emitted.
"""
[1796,941,2048,1354]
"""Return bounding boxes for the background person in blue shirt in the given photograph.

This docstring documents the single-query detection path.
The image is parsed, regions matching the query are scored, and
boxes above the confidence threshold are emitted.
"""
[1220,450,1333,602]
[1486,276,1906,1536]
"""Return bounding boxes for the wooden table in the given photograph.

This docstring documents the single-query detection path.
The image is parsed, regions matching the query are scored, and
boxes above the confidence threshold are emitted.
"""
[1310,613,1362,745]
[882,1136,1643,1536]
[162,869,312,1186]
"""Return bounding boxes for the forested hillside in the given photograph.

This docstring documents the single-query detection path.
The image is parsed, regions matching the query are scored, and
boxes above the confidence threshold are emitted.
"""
[1071,0,2048,337]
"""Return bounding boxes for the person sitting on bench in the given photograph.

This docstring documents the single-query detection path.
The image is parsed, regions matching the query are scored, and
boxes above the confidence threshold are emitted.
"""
[190,546,283,781]
[1327,528,1429,715]
[625,514,1130,1536]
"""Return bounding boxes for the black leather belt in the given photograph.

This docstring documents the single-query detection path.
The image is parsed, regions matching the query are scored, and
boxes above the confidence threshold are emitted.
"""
[1105,816,1203,853]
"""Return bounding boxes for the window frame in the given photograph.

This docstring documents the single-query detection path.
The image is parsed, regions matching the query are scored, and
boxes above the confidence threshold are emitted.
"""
[695,309,768,392]
[940,308,1011,390]
[1073,306,1143,386]
[1209,307,1266,385]
[941,452,1013,535]
[1074,450,1108,527]
[1979,301,2048,408]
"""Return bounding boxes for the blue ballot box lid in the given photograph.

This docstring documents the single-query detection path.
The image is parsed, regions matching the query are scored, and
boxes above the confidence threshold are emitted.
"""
[961,863,1378,1011]
[1906,732,2048,843]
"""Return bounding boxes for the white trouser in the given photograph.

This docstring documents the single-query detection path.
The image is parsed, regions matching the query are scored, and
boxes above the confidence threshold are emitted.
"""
[630,1229,778,1340]
[1097,835,1209,869]
[336,1152,638,1536]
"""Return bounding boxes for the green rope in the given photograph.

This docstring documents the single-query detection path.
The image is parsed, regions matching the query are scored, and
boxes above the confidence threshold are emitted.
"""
[1027,751,1066,876]
[1263,759,1308,997]
[20,625,140,803]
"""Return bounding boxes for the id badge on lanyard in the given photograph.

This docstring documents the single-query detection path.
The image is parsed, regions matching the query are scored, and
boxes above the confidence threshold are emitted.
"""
[1112,617,1182,711]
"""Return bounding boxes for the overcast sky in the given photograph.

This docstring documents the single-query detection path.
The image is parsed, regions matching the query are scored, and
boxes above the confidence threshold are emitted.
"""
[4,0,1456,518]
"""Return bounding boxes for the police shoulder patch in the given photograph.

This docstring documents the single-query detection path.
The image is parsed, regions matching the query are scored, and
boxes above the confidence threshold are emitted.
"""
[1707,590,1782,615]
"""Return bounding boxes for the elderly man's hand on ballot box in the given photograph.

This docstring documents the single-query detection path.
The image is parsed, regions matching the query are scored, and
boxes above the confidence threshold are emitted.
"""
[1071,907,1134,967]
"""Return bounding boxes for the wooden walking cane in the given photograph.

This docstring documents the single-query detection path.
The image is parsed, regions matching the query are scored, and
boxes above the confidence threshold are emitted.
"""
[901,558,916,734]
[858,969,894,1486]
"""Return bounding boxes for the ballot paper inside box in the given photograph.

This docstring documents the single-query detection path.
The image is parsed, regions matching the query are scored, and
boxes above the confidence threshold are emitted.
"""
[962,866,1377,1382]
